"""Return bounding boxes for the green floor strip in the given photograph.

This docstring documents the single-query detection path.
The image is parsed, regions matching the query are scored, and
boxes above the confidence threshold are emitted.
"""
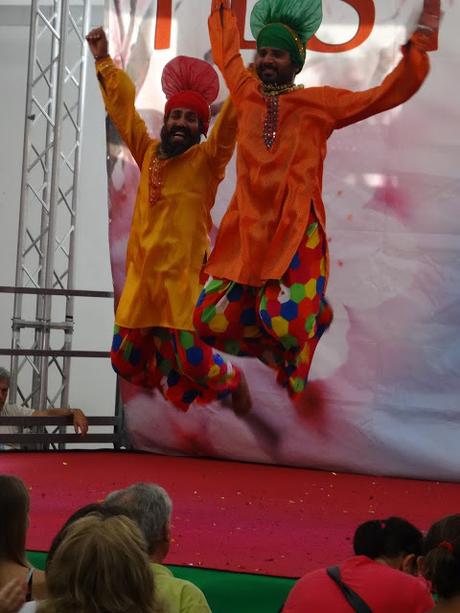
[27,552,295,613]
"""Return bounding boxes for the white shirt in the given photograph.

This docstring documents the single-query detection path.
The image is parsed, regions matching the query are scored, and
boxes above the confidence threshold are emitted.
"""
[0,403,35,449]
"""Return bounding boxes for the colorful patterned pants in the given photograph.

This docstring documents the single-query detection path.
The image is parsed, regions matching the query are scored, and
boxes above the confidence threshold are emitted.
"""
[193,211,333,398]
[111,326,240,411]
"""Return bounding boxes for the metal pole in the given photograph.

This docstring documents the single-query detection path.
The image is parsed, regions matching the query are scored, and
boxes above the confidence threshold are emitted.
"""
[33,0,63,411]
[39,0,70,411]
[60,0,92,416]
[10,0,40,405]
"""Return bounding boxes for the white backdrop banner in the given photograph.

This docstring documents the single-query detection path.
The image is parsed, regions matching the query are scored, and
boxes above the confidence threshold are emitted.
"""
[104,0,460,480]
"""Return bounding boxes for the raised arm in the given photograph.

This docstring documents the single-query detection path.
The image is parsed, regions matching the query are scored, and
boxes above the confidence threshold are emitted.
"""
[202,97,238,182]
[86,27,151,168]
[324,31,430,131]
[209,0,253,103]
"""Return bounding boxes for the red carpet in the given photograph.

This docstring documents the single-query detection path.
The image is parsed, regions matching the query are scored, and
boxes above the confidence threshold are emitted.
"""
[2,451,459,577]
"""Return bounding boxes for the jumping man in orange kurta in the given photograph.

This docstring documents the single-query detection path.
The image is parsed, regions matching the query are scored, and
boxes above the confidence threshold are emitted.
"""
[194,0,436,402]
[86,28,251,414]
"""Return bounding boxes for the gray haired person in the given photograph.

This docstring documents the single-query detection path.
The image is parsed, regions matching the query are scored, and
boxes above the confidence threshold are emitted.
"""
[106,483,211,613]
[0,367,88,450]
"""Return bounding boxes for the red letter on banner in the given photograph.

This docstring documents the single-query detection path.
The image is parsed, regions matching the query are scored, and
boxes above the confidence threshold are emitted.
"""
[310,0,375,53]
[233,0,256,49]
[155,0,172,50]
[232,0,375,53]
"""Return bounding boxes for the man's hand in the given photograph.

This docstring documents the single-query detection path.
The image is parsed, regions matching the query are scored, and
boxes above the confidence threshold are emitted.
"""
[0,578,26,613]
[86,27,109,60]
[71,409,89,435]
[415,0,440,51]
[211,0,230,14]
[419,0,440,31]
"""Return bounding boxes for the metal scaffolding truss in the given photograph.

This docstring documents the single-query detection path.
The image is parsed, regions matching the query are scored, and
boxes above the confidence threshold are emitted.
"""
[10,0,92,412]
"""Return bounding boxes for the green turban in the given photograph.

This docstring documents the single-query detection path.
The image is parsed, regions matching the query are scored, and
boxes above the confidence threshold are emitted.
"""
[256,22,306,69]
[251,0,323,70]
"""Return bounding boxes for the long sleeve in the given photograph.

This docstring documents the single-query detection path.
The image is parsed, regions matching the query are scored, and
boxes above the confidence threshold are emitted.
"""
[208,4,254,104]
[324,32,430,131]
[95,57,152,168]
[202,97,237,183]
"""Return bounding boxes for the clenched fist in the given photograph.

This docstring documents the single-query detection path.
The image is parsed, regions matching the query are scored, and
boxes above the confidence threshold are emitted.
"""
[86,27,109,60]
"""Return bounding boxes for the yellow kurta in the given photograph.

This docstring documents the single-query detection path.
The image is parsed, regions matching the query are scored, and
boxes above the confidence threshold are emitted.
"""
[96,58,237,330]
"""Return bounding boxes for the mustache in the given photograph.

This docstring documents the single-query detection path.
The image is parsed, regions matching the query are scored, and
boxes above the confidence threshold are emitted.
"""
[260,64,277,71]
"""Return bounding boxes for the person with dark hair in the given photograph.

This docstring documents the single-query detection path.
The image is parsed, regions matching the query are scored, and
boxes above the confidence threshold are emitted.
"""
[193,0,437,404]
[422,514,460,611]
[85,28,251,415]
[353,516,425,574]
[282,516,433,612]
[0,475,46,602]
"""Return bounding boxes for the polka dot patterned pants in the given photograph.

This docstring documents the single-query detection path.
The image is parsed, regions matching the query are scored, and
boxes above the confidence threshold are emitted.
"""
[111,326,240,411]
[193,210,333,398]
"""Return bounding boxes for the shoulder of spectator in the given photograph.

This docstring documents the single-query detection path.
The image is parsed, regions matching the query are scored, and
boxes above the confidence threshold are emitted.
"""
[3,403,35,417]
[179,579,211,610]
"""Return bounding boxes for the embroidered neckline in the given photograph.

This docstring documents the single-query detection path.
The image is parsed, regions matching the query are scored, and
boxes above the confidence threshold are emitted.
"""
[261,83,304,97]
[149,149,167,205]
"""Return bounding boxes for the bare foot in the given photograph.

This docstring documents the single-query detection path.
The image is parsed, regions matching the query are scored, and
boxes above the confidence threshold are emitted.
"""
[231,371,252,417]
[292,380,326,419]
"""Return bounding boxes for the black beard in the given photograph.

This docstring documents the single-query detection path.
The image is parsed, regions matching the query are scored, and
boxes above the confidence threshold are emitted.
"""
[256,64,296,87]
[160,125,201,158]
[257,65,276,80]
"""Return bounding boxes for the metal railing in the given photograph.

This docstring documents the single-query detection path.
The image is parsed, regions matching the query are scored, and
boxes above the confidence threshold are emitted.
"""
[0,415,127,449]
[1,285,126,451]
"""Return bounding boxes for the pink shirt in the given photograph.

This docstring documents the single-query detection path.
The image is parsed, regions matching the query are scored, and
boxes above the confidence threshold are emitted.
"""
[283,556,434,613]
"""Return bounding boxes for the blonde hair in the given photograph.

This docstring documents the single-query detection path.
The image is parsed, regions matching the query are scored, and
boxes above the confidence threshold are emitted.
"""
[38,514,155,613]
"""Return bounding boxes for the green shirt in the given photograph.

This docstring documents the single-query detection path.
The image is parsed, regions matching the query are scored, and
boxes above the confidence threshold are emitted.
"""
[152,563,212,613]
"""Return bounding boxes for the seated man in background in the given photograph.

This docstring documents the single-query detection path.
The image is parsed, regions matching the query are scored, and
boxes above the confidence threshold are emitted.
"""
[0,367,88,450]
[105,482,211,613]
[282,516,434,612]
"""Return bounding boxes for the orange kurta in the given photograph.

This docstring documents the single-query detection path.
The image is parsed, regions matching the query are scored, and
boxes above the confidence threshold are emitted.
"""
[96,58,237,330]
[206,7,430,287]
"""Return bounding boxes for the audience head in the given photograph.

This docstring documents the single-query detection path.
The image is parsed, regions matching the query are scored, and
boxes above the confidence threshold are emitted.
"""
[105,482,172,559]
[422,514,460,600]
[353,516,424,573]
[41,513,155,613]
[46,502,129,570]
[0,474,29,566]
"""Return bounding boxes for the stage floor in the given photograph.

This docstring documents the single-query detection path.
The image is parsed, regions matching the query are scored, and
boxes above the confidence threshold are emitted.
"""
[2,451,460,577]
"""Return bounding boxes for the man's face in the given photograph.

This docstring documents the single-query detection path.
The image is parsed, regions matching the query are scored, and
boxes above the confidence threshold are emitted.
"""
[161,107,201,157]
[0,378,9,411]
[255,47,298,86]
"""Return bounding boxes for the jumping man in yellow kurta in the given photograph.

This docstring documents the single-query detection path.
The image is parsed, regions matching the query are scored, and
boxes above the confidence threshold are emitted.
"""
[194,0,436,403]
[86,28,251,414]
